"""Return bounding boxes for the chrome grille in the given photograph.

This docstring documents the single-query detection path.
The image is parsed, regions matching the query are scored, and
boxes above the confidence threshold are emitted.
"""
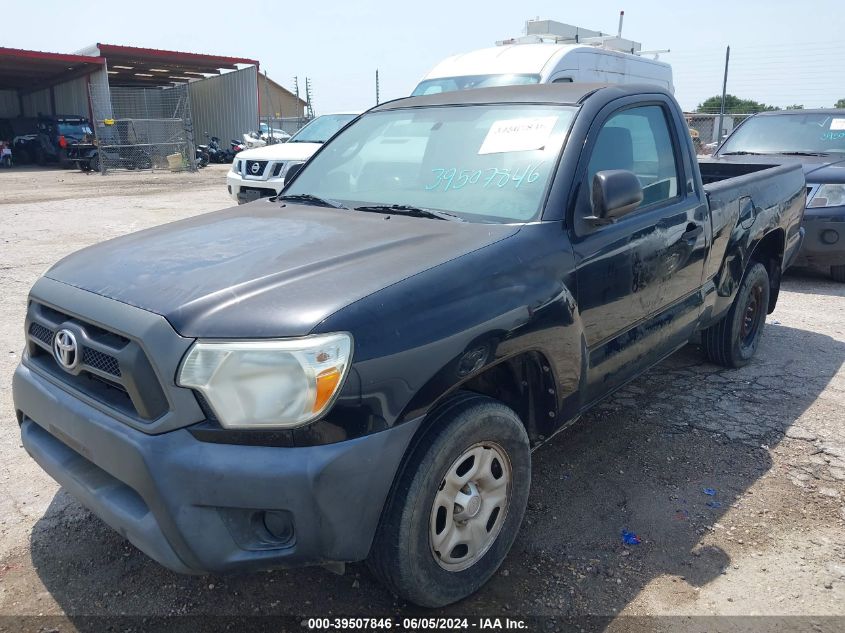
[245,160,268,177]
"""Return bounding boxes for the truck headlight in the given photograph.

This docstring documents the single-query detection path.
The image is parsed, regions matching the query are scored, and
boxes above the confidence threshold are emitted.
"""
[231,159,241,174]
[808,184,845,208]
[177,333,352,429]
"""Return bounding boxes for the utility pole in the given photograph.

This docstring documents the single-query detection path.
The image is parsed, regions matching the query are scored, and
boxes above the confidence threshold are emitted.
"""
[375,69,380,105]
[305,78,315,119]
[718,46,730,142]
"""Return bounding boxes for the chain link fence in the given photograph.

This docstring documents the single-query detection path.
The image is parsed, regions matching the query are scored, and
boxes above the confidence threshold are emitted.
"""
[88,82,197,173]
[685,111,755,155]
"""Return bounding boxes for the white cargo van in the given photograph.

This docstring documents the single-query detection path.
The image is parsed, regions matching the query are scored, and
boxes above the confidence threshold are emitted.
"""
[412,43,673,96]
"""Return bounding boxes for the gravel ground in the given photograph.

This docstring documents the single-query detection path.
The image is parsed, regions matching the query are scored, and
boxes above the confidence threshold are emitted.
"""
[0,166,843,630]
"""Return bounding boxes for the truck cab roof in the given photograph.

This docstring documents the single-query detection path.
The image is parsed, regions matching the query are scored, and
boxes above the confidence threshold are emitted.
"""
[374,82,673,111]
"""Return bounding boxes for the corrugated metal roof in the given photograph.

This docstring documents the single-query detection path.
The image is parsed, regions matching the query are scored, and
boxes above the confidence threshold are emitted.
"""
[0,47,104,90]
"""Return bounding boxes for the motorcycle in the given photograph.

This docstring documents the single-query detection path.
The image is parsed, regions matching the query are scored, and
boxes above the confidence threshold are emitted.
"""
[230,139,245,154]
[205,134,235,163]
[195,144,209,168]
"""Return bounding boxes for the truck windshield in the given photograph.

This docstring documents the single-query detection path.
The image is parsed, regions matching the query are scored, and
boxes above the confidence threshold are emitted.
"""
[57,122,93,139]
[719,113,845,155]
[289,114,357,144]
[412,74,541,96]
[285,104,577,223]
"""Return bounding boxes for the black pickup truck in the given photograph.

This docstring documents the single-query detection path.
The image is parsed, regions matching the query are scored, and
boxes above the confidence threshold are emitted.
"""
[13,84,804,607]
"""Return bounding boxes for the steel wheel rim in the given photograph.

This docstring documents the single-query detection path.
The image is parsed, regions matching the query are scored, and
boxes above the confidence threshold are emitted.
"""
[429,441,512,572]
[741,284,763,346]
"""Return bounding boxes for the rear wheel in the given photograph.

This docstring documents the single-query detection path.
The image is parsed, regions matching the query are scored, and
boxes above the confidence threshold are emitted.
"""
[831,265,845,283]
[701,262,770,368]
[368,394,530,607]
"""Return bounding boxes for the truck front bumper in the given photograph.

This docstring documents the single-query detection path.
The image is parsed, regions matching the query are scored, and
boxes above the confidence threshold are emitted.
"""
[14,362,420,575]
[793,206,845,268]
[226,171,285,205]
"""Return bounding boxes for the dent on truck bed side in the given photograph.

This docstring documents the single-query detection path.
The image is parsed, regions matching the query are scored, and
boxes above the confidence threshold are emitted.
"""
[702,163,805,323]
[301,224,583,447]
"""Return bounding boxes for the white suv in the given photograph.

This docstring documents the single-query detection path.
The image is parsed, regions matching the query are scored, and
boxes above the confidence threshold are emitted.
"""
[226,113,358,204]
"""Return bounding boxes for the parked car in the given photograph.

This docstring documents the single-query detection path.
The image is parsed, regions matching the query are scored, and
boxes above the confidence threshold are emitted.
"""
[413,42,672,96]
[259,122,291,143]
[709,109,845,281]
[227,112,358,203]
[14,84,804,607]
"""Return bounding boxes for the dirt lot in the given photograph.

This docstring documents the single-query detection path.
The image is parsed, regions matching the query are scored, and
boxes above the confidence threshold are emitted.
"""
[0,166,844,630]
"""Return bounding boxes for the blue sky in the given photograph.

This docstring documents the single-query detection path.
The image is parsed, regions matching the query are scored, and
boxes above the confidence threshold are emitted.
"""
[5,0,845,112]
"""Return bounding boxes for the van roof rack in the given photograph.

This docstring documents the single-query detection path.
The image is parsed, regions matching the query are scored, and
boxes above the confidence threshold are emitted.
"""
[496,17,668,58]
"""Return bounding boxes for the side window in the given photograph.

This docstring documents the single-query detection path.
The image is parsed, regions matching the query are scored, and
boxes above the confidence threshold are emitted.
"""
[587,105,680,210]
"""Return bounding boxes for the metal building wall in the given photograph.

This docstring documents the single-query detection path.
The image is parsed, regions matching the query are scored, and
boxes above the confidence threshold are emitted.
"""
[16,75,93,118]
[0,90,18,117]
[53,76,90,116]
[20,88,50,117]
[188,66,258,146]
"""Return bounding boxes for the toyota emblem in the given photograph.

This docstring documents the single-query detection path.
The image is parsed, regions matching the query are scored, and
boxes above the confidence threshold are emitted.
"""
[53,329,79,371]
[250,162,261,175]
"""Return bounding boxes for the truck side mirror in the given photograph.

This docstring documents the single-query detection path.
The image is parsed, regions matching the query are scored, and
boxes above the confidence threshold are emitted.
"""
[587,169,643,224]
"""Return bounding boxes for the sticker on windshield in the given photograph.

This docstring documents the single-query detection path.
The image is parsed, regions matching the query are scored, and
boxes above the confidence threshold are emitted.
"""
[831,118,845,131]
[478,116,558,155]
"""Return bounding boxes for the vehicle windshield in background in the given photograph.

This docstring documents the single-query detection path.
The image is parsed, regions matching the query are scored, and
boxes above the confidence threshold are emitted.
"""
[412,74,541,96]
[285,104,577,223]
[57,122,93,140]
[288,114,357,144]
[719,113,845,155]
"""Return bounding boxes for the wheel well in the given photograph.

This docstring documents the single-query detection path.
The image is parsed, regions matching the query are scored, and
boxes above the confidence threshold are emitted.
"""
[446,352,557,445]
[750,229,784,313]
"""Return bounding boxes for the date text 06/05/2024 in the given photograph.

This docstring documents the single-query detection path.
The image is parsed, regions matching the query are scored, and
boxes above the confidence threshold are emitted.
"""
[306,617,529,630]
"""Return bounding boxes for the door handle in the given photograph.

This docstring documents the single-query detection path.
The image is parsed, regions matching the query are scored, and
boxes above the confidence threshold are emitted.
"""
[681,223,703,241]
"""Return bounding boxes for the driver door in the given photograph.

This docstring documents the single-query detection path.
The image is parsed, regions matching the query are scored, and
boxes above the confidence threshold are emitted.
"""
[570,99,709,404]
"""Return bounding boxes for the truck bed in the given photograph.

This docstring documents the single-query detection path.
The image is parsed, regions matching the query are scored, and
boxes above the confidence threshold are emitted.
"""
[699,160,806,287]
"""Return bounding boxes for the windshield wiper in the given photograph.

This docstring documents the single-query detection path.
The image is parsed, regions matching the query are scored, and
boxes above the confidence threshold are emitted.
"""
[353,204,464,221]
[277,194,348,209]
[719,150,764,155]
[776,151,830,157]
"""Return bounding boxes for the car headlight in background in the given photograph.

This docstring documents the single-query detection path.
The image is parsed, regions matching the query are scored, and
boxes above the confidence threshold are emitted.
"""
[808,184,845,208]
[271,160,303,180]
[177,333,352,429]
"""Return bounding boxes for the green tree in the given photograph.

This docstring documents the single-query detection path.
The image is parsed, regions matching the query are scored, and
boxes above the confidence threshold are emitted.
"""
[836,98,845,109]
[696,95,778,114]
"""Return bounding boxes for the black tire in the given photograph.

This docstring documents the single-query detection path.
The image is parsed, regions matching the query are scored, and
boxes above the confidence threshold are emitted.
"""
[368,394,530,607]
[35,147,46,166]
[82,154,99,173]
[702,262,770,368]
[831,265,845,283]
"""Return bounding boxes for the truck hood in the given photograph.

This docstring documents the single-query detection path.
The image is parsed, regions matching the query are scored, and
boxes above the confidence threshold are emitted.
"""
[237,142,322,162]
[45,199,519,338]
[710,153,845,183]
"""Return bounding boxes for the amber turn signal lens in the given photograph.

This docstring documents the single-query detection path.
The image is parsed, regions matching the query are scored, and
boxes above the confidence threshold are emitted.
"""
[313,367,341,413]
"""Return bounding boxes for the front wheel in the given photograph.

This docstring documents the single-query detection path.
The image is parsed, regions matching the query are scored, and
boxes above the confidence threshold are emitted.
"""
[701,262,770,368]
[368,394,530,607]
[831,265,845,283]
